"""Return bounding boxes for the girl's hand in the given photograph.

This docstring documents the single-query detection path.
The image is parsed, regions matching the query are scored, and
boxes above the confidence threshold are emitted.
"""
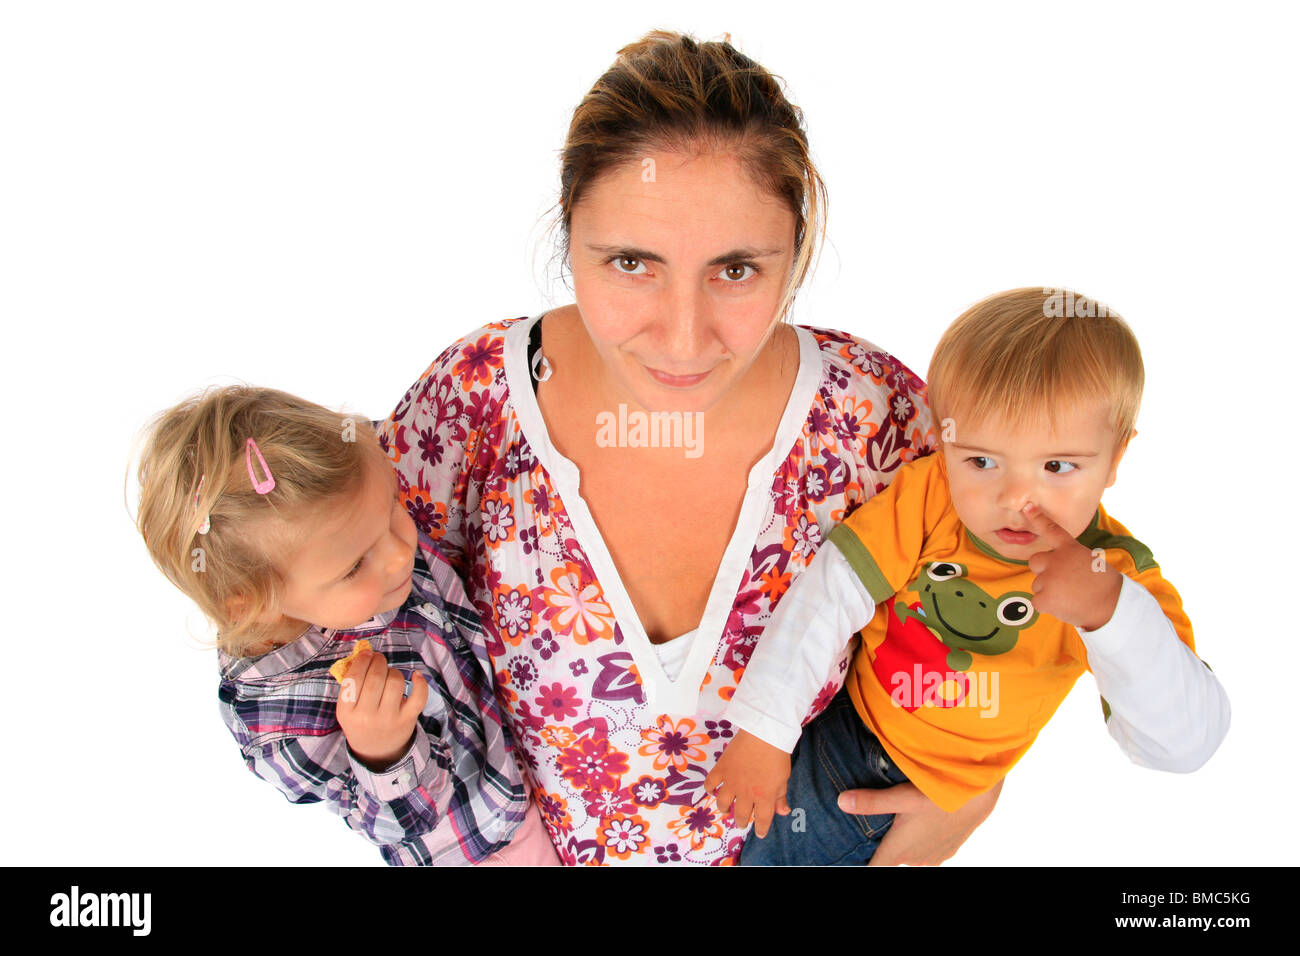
[335,651,428,772]
[837,778,1002,865]
[702,729,792,838]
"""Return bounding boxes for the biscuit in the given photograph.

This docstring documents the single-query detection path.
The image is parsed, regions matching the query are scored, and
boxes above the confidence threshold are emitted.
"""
[329,639,372,684]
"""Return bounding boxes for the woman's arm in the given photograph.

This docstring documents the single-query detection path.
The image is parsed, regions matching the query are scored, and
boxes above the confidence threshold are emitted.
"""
[377,325,512,573]
[837,778,1003,866]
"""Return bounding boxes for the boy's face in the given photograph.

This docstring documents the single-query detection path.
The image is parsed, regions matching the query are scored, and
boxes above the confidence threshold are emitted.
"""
[940,401,1132,562]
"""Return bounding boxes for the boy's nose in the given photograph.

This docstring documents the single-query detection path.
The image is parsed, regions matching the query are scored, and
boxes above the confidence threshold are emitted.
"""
[997,481,1032,513]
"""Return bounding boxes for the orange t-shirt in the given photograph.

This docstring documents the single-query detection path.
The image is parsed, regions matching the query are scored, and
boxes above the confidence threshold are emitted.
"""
[828,452,1196,811]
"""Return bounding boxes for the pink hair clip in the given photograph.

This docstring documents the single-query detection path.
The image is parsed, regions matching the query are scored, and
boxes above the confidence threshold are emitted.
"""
[194,474,210,535]
[246,438,276,495]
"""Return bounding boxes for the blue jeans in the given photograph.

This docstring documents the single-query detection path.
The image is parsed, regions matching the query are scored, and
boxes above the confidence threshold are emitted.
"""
[739,686,910,866]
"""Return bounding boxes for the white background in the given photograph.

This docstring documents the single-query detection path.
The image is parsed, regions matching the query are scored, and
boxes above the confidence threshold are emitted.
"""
[3,0,1295,866]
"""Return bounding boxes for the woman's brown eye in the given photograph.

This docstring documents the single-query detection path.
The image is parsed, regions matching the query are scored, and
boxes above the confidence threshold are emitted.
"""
[618,257,639,272]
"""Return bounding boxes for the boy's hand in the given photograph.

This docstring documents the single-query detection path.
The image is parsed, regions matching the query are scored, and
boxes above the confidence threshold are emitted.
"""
[702,729,791,838]
[335,650,428,772]
[1023,502,1122,631]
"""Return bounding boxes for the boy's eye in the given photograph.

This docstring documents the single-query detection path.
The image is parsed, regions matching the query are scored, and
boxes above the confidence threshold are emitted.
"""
[344,557,364,580]
[1045,460,1078,474]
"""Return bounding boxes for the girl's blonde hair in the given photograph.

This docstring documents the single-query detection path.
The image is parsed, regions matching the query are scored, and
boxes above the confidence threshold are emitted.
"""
[134,385,377,657]
[557,29,827,325]
[927,287,1144,450]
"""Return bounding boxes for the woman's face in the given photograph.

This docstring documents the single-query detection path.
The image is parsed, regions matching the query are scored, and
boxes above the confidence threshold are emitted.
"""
[567,148,797,413]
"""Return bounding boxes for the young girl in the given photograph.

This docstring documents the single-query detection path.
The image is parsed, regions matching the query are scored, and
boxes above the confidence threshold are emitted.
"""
[135,385,560,865]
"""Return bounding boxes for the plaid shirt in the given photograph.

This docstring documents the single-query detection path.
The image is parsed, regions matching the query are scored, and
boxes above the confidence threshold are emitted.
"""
[218,533,528,865]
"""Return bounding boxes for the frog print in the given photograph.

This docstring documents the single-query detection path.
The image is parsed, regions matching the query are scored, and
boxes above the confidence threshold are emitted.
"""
[898,562,1038,671]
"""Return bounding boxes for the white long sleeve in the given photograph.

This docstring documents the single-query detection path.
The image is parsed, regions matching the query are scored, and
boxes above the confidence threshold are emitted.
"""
[725,545,876,752]
[1076,574,1230,771]
[726,548,1231,773]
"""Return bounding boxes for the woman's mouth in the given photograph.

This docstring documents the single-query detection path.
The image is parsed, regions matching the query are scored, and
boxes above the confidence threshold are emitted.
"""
[644,365,713,388]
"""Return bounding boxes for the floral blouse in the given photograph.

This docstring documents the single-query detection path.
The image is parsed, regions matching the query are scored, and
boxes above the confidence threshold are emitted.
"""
[378,314,933,865]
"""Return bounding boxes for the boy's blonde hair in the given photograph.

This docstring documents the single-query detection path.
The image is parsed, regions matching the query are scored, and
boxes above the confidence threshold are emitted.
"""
[927,287,1144,450]
[134,385,378,657]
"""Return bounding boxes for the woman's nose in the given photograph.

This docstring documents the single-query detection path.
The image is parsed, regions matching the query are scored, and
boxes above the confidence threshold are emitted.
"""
[657,283,710,363]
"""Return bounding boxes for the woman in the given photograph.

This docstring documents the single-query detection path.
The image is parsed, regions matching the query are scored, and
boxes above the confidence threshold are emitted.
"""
[378,30,1000,865]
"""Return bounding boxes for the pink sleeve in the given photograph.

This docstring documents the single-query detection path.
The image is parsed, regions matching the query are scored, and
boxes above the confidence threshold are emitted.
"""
[812,328,936,515]
[378,323,513,579]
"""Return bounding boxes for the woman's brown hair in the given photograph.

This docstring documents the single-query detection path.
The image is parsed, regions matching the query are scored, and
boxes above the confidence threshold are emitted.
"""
[558,30,827,323]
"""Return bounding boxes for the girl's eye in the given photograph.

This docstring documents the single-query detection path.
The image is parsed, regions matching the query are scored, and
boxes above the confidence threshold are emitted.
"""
[1045,460,1078,474]
[344,557,364,581]
[968,456,995,471]
[718,262,757,283]
[611,256,648,276]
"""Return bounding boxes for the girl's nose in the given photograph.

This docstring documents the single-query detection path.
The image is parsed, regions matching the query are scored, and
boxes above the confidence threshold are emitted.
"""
[384,535,413,574]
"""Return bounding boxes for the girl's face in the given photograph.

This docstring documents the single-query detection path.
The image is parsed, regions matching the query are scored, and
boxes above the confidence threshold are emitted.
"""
[272,451,417,632]
[567,148,798,413]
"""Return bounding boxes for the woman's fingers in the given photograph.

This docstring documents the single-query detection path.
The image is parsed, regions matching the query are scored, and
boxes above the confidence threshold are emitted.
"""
[836,781,929,815]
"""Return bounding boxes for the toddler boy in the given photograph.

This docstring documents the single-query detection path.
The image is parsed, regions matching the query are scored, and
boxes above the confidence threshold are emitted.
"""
[707,288,1230,865]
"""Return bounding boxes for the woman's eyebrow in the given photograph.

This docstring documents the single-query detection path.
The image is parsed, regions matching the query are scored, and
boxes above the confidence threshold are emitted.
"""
[704,247,785,266]
[586,244,666,263]
[585,243,785,266]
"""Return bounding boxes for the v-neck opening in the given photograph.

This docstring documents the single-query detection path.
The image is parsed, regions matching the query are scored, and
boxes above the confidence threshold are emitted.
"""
[504,313,823,714]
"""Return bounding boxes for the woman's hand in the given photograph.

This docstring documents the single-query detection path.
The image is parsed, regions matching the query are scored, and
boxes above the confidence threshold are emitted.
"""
[836,778,1003,866]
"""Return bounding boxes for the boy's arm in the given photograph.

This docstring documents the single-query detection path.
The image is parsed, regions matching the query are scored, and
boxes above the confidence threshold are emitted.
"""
[1023,502,1229,772]
[708,545,881,836]
[711,457,938,835]
[1076,573,1230,772]
[726,454,943,749]
[725,544,879,751]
